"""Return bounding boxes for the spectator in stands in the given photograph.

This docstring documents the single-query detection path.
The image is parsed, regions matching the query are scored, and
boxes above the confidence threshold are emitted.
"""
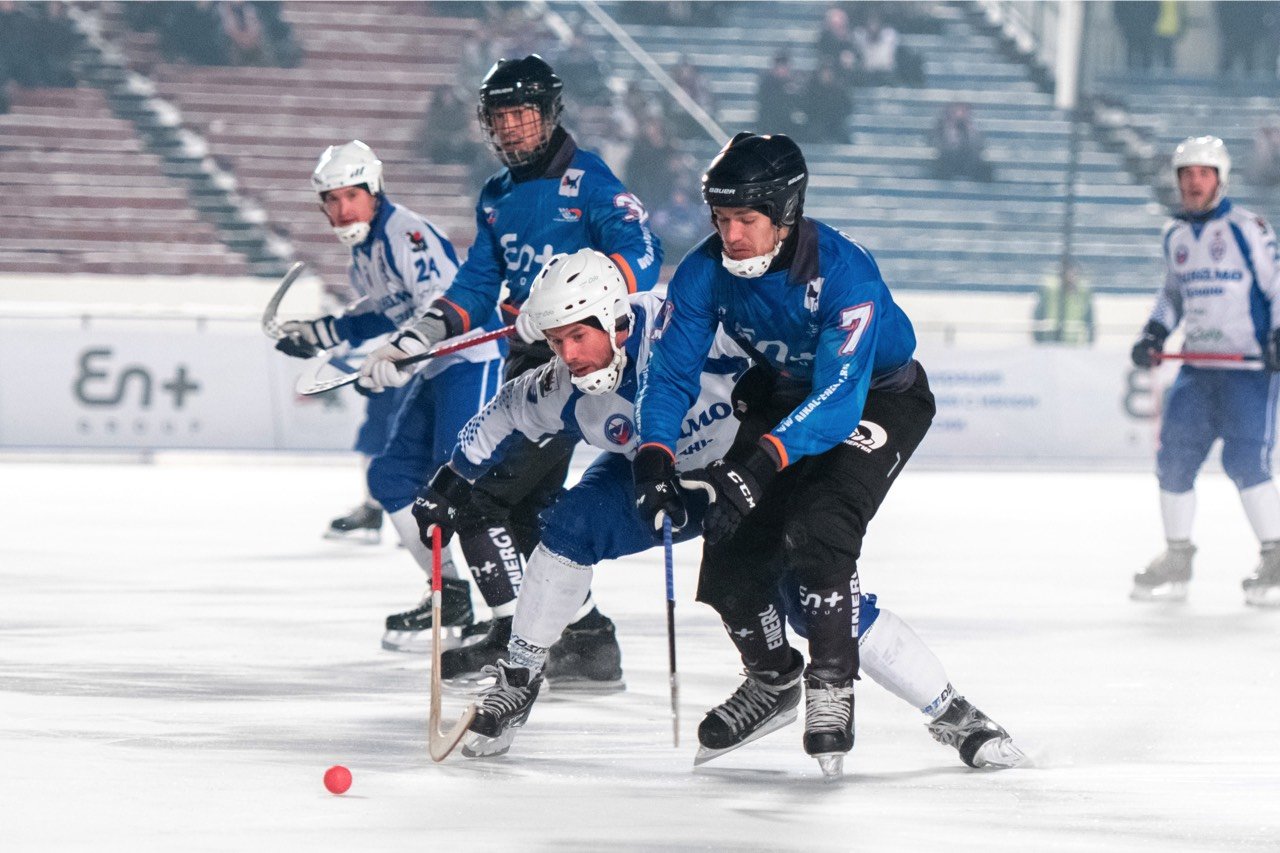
[756,51,802,137]
[852,11,899,85]
[220,1,268,66]
[419,86,482,165]
[800,60,853,144]
[596,88,638,179]
[160,1,231,66]
[1216,0,1268,77]
[552,32,611,106]
[817,5,859,85]
[460,30,498,88]
[0,1,77,87]
[626,117,678,207]
[251,2,301,67]
[671,55,715,138]
[1113,2,1160,71]
[1033,262,1095,345]
[650,175,706,259]
[1153,0,1182,70]
[930,102,993,182]
[1252,122,1280,186]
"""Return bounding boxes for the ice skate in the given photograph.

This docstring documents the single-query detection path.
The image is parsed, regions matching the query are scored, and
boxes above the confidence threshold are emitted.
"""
[694,650,803,766]
[544,609,625,693]
[441,616,513,683]
[381,577,474,653]
[1243,541,1280,607]
[323,502,382,544]
[460,661,543,759]
[927,695,1026,769]
[1131,541,1195,602]
[803,675,854,779]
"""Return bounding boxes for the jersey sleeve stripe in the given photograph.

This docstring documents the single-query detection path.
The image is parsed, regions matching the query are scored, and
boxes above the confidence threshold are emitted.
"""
[638,441,675,463]
[610,253,638,293]
[761,433,789,469]
[436,297,472,333]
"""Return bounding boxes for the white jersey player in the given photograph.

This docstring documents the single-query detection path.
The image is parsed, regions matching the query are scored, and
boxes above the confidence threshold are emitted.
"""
[1130,136,1280,605]
[413,249,1025,769]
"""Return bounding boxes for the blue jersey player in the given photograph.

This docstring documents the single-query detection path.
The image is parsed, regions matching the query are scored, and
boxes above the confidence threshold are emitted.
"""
[1130,136,1280,607]
[631,133,993,777]
[357,57,663,683]
[274,141,503,652]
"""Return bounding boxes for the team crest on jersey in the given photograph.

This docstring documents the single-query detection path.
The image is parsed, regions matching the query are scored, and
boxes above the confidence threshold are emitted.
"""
[604,413,634,446]
[407,231,428,252]
[651,299,675,341]
[843,420,888,453]
[1175,245,1189,265]
[1209,232,1227,262]
[559,169,584,197]
[484,207,497,226]
[613,192,648,223]
[556,207,583,222]
[537,363,561,397]
[804,277,824,313]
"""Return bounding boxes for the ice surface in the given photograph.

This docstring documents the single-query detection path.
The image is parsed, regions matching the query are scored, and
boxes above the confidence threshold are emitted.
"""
[2,454,1277,852]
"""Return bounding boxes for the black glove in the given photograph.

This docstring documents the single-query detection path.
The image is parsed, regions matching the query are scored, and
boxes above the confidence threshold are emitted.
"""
[274,335,321,359]
[1130,321,1169,369]
[680,441,780,545]
[730,364,777,421]
[411,465,473,547]
[633,445,688,534]
[1266,329,1280,372]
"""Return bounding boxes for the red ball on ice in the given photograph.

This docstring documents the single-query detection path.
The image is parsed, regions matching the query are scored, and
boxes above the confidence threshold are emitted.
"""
[323,765,352,795]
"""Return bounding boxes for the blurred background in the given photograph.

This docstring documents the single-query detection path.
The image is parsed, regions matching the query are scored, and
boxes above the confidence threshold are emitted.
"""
[1,0,1276,466]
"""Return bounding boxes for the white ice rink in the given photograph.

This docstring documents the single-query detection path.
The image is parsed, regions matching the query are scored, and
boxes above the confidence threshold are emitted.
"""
[2,454,1278,852]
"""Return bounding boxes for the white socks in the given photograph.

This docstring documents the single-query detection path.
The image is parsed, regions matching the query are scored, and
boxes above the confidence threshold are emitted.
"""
[858,607,954,718]
[511,544,595,650]
[1160,489,1196,543]
[1239,481,1280,542]
[388,506,460,581]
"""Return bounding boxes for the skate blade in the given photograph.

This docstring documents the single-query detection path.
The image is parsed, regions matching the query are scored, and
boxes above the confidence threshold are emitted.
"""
[1244,585,1280,607]
[971,737,1028,769]
[545,676,626,694]
[460,728,516,759]
[323,528,381,545]
[381,626,466,654]
[693,707,798,766]
[1129,581,1188,603]
[815,753,844,780]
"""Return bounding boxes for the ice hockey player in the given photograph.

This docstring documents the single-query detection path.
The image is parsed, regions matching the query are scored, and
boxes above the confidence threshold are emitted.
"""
[358,56,662,674]
[414,248,1024,771]
[1129,136,1280,607]
[274,140,503,649]
[630,132,938,777]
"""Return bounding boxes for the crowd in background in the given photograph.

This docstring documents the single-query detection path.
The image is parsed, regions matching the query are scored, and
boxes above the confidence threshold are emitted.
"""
[1113,1,1280,78]
[0,1,78,113]
[121,1,300,68]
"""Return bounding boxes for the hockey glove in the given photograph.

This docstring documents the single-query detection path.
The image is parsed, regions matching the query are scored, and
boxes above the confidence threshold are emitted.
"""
[411,465,472,547]
[1266,329,1280,373]
[680,441,781,545]
[1130,321,1169,369]
[633,445,688,534]
[358,329,429,392]
[275,316,341,359]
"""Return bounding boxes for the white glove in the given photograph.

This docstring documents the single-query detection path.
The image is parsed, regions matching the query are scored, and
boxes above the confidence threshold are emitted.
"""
[280,316,341,349]
[357,330,429,392]
[514,310,544,344]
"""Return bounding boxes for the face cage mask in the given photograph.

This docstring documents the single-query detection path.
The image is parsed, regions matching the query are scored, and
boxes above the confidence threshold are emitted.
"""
[480,103,558,169]
[570,347,628,396]
[720,236,783,279]
[332,221,371,248]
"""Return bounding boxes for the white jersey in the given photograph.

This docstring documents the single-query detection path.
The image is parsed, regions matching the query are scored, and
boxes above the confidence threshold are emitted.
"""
[346,200,501,377]
[1150,200,1280,367]
[450,292,749,480]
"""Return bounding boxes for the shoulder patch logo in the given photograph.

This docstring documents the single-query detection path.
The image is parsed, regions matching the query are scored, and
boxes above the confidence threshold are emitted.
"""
[407,231,428,252]
[559,169,584,197]
[651,299,675,342]
[537,362,561,397]
[804,277,824,313]
[613,192,648,223]
[604,413,634,446]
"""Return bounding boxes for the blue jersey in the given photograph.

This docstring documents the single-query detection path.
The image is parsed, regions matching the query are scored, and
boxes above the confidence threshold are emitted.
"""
[636,218,917,466]
[433,131,662,334]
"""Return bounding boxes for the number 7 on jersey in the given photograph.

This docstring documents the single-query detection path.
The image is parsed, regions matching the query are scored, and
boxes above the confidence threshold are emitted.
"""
[839,302,874,355]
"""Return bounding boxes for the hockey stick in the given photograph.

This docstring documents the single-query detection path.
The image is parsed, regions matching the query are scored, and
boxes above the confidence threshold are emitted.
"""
[428,525,477,763]
[663,514,680,748]
[297,325,517,396]
[261,261,306,340]
[1154,352,1262,364]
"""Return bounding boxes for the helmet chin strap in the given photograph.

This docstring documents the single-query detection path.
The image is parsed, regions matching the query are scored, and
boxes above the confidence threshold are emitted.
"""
[720,229,783,279]
[571,349,627,395]
[332,221,371,247]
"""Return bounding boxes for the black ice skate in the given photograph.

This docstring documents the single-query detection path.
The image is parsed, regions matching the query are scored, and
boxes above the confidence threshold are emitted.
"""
[460,661,543,759]
[803,675,855,780]
[544,609,625,693]
[440,616,513,683]
[324,502,383,544]
[1131,540,1195,602]
[1243,540,1280,607]
[381,577,474,653]
[694,649,803,766]
[927,695,1027,769]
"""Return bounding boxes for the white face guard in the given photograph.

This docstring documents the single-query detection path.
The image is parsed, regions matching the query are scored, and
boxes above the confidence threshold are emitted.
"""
[720,238,782,279]
[332,221,371,248]
[571,346,627,395]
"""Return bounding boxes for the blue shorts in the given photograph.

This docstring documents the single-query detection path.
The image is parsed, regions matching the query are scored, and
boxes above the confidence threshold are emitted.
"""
[1158,367,1280,492]
[367,359,502,513]
[353,383,407,457]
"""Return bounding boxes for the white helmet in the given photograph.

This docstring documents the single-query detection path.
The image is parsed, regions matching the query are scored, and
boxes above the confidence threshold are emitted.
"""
[523,249,633,395]
[312,140,384,247]
[1172,136,1230,209]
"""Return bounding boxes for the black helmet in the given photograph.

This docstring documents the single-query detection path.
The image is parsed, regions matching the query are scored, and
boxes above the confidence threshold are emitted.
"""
[701,132,807,227]
[477,55,564,168]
